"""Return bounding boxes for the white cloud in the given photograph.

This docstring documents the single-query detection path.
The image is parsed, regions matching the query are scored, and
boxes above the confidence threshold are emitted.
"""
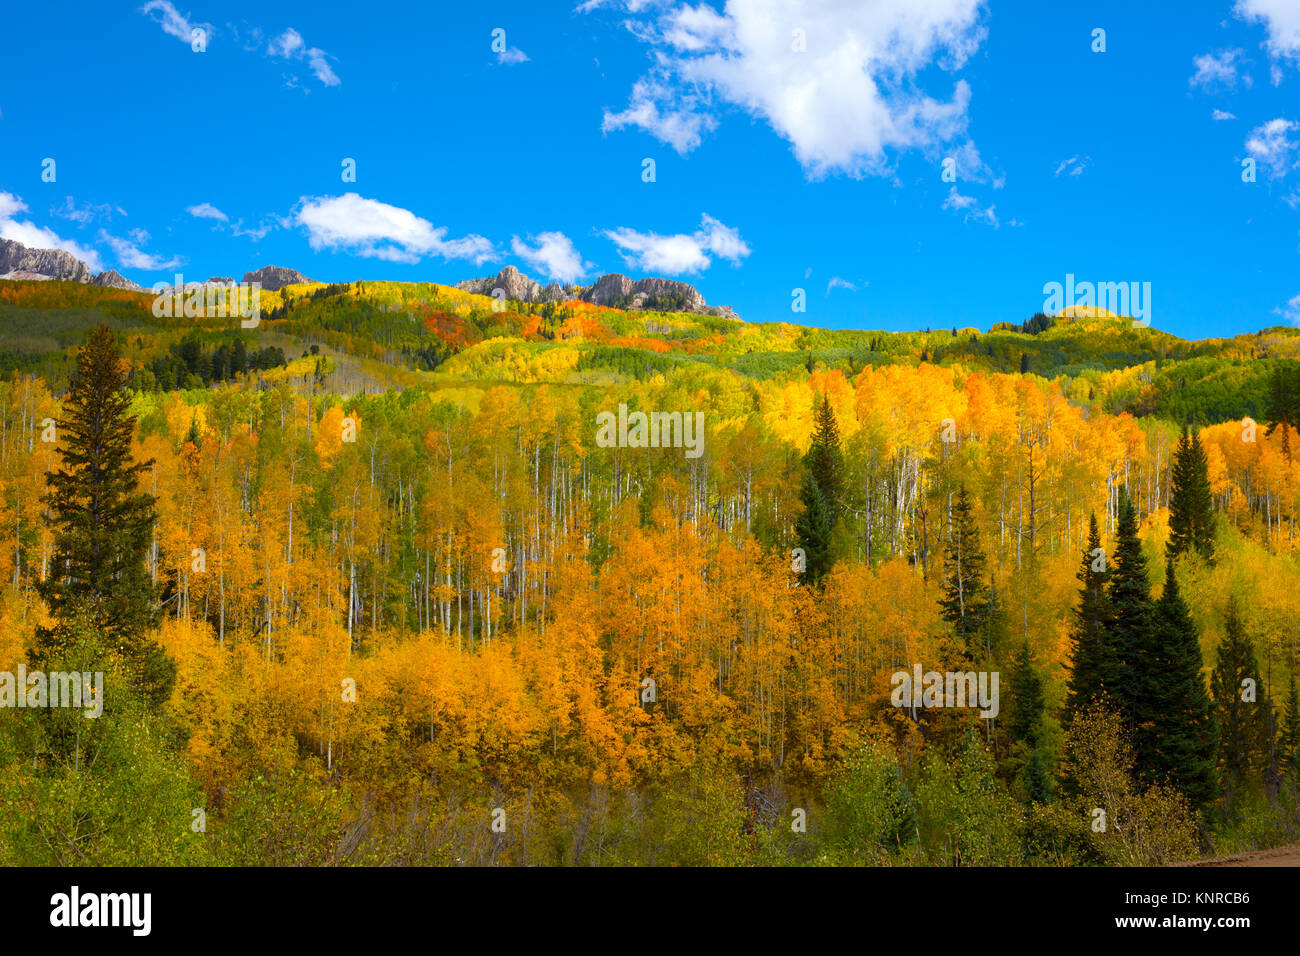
[1236,0,1300,68]
[187,202,276,240]
[51,196,123,226]
[99,228,183,271]
[186,202,228,222]
[295,193,497,264]
[603,77,717,154]
[1276,292,1300,324]
[825,276,855,295]
[140,1,210,43]
[594,0,990,180]
[1213,108,1237,121]
[496,46,530,65]
[603,213,750,275]
[1245,117,1299,178]
[267,27,340,86]
[511,232,590,282]
[1054,155,1090,177]
[0,191,103,271]
[1189,49,1249,90]
[230,219,274,240]
[942,186,998,227]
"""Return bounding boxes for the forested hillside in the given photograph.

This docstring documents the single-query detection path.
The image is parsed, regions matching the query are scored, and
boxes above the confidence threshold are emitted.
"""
[0,281,1297,866]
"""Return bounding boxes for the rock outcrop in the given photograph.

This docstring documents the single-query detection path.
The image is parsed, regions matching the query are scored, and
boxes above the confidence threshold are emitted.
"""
[92,270,144,291]
[242,265,314,291]
[457,265,739,318]
[0,238,91,282]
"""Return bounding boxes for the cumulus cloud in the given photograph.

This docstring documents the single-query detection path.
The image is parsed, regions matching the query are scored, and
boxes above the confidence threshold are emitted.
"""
[267,27,340,86]
[140,1,210,43]
[1190,49,1249,90]
[295,193,496,265]
[511,232,590,282]
[0,191,103,271]
[1236,0,1300,69]
[496,46,529,65]
[1245,118,1299,179]
[1213,109,1238,121]
[603,214,750,274]
[99,228,183,271]
[942,187,998,227]
[594,0,990,180]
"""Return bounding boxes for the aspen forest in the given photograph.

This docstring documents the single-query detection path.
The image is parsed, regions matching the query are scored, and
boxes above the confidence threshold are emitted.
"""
[1,279,1299,867]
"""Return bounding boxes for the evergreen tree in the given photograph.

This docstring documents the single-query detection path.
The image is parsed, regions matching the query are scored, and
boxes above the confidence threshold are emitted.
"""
[1210,600,1272,795]
[1134,562,1217,811]
[1063,513,1116,726]
[793,470,833,585]
[1008,639,1052,803]
[33,324,174,708]
[939,486,989,644]
[1281,671,1300,780]
[1019,352,1030,374]
[1167,426,1215,562]
[1106,489,1155,730]
[805,395,844,521]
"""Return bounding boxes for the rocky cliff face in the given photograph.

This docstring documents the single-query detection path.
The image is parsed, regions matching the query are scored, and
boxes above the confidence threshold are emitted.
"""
[457,265,739,318]
[92,270,144,291]
[0,238,92,282]
[242,265,314,291]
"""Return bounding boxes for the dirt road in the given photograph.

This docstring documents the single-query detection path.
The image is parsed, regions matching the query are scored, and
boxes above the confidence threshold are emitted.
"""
[1176,845,1300,867]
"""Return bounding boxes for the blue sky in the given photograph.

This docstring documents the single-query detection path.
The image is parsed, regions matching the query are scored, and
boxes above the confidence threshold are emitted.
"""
[1,0,1298,338]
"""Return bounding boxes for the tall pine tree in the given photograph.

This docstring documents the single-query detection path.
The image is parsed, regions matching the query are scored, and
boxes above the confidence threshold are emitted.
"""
[1167,426,1215,562]
[1210,599,1272,796]
[1105,489,1154,731]
[34,324,174,707]
[793,470,833,584]
[1008,639,1052,803]
[1063,512,1116,726]
[939,485,989,645]
[1133,562,1217,812]
[805,394,844,522]
[795,393,844,585]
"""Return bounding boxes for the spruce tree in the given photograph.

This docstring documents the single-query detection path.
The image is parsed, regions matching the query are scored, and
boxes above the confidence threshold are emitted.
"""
[805,395,844,521]
[793,470,833,585]
[1167,426,1215,562]
[1009,639,1052,803]
[1106,489,1155,730]
[34,324,174,707]
[939,486,988,643]
[1281,671,1300,780]
[1134,562,1217,811]
[1063,513,1116,726]
[1210,600,1272,794]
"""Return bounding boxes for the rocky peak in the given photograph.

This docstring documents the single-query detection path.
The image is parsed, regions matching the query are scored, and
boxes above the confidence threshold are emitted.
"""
[456,265,738,318]
[242,265,314,291]
[0,237,92,282]
[91,270,144,291]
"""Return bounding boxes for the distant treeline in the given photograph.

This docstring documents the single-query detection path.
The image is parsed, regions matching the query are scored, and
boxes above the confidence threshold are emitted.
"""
[136,332,287,391]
